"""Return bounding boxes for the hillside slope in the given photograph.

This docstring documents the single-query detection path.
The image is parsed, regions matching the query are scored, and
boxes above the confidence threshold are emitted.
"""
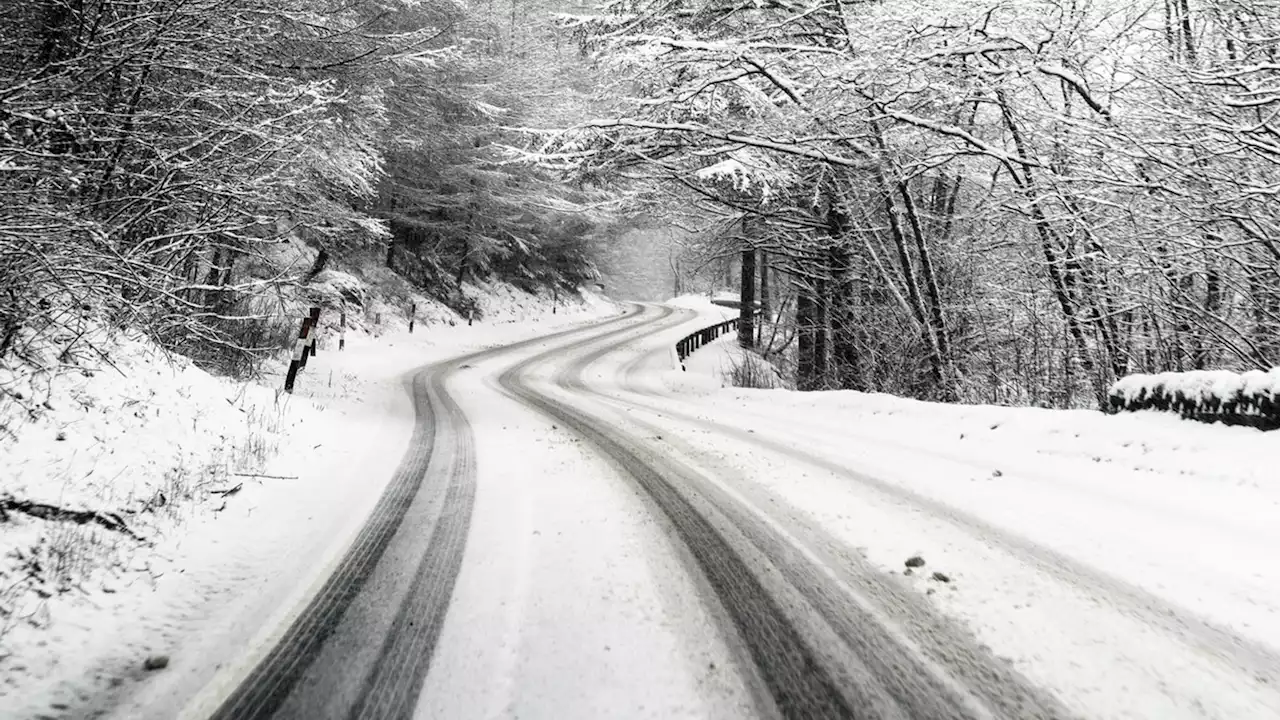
[0,275,616,717]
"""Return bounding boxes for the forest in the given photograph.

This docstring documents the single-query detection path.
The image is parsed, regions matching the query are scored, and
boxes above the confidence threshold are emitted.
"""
[4,0,1280,408]
[0,0,607,376]
[556,0,1280,407]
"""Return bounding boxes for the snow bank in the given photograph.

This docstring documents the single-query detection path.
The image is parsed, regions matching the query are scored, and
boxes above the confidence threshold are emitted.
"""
[0,322,300,683]
[639,381,1280,718]
[1108,368,1280,429]
[467,281,614,324]
[0,280,616,714]
[300,268,613,346]
[665,293,734,312]
[720,386,1280,490]
[0,329,295,535]
[680,334,784,390]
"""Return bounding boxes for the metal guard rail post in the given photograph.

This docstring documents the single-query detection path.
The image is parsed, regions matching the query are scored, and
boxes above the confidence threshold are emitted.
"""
[674,311,760,369]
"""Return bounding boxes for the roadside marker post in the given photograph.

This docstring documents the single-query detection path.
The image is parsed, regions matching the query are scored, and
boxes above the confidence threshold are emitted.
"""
[297,317,312,371]
[308,307,321,357]
[284,316,311,393]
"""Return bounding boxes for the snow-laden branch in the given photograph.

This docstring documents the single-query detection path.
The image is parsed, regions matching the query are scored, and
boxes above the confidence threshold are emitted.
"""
[634,35,842,56]
[1037,63,1112,119]
[576,118,872,168]
[878,108,1045,169]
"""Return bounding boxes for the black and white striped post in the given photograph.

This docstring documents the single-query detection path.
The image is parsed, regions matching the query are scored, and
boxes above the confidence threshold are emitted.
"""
[339,309,346,351]
[297,316,312,371]
[409,302,415,333]
[284,316,312,393]
[308,306,321,357]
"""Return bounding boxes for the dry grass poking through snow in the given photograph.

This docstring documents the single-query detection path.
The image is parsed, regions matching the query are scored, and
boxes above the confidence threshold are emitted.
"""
[727,351,784,390]
[0,328,297,649]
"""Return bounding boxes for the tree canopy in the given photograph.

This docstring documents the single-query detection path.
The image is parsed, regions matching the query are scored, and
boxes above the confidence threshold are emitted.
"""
[546,0,1280,404]
[1,0,611,373]
[6,0,1279,407]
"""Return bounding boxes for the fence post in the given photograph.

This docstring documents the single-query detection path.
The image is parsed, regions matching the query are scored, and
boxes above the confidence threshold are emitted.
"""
[297,316,313,370]
[284,316,311,393]
[339,309,346,351]
[308,306,321,357]
[409,302,415,333]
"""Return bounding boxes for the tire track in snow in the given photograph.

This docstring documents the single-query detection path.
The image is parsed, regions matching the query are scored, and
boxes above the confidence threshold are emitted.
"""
[546,312,1072,719]
[609,344,1280,690]
[207,306,653,720]
[343,304,686,719]
[498,339,854,719]
[345,356,477,720]
[495,305,1073,719]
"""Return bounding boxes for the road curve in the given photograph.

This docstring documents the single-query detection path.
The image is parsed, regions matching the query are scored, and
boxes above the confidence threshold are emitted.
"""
[207,306,662,720]
[204,300,1092,720]
[605,341,1280,692]
[495,304,1074,720]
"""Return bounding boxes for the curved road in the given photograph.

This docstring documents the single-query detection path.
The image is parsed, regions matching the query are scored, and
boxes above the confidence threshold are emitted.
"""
[199,302,1279,720]
[208,306,655,719]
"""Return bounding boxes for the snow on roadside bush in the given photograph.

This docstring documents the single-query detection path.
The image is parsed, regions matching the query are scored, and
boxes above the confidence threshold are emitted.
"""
[1107,368,1280,429]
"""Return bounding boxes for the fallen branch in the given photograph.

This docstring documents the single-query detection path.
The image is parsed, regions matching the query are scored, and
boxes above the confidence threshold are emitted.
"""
[231,472,298,480]
[0,495,143,540]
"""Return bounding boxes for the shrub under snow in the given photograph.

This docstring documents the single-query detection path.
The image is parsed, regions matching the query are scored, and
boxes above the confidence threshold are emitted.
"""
[1107,368,1280,429]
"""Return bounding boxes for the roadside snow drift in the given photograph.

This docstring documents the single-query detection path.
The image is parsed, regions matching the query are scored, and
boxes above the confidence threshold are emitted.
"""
[0,283,616,718]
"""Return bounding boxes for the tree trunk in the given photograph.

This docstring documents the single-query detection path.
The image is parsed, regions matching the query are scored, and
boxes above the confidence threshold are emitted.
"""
[37,0,75,68]
[796,278,817,390]
[828,241,861,390]
[739,247,756,349]
[1178,0,1197,63]
[218,251,235,287]
[897,178,955,399]
[868,118,949,394]
[813,268,830,389]
[1198,261,1222,369]
[202,248,225,310]
[758,251,770,347]
[996,89,1107,404]
[306,249,329,281]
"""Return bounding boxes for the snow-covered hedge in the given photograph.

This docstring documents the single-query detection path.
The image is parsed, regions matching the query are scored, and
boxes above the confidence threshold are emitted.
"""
[1107,369,1280,429]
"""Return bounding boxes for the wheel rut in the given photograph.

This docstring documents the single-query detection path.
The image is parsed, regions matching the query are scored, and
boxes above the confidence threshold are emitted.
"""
[208,307,653,720]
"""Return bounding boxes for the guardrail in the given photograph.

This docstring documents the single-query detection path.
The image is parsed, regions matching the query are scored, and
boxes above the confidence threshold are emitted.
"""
[675,312,759,368]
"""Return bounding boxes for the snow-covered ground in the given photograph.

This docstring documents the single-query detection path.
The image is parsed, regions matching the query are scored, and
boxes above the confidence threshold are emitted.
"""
[0,282,617,719]
[7,290,1278,719]
[603,324,1280,719]
[414,310,757,720]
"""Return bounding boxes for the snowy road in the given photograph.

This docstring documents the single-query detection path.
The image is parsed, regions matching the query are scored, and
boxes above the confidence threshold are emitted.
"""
[192,302,1280,720]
